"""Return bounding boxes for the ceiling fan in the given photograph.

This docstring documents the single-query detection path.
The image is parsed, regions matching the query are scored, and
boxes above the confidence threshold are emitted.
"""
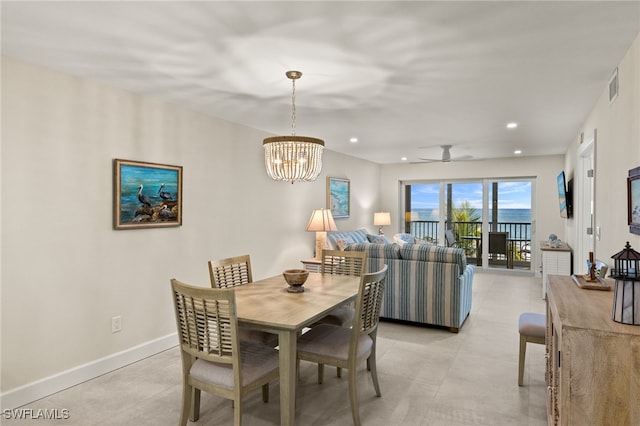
[415,145,473,163]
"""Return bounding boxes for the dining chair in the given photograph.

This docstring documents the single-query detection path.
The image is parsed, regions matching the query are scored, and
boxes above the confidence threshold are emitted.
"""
[313,250,368,378]
[208,254,253,288]
[312,249,368,328]
[170,278,280,426]
[297,265,388,426]
[208,255,279,347]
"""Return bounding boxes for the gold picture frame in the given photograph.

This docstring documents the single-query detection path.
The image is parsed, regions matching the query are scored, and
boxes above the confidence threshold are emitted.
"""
[113,159,183,229]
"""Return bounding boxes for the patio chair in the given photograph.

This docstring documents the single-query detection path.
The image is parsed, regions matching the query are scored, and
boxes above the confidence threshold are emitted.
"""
[488,231,513,268]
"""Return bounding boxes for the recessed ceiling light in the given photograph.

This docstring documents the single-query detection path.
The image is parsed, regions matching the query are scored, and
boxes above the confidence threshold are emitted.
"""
[349,137,358,143]
[506,122,518,129]
[514,149,522,155]
[401,157,408,161]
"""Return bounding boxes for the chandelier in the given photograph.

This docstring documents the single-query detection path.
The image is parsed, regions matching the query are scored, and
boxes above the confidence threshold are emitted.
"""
[263,71,324,183]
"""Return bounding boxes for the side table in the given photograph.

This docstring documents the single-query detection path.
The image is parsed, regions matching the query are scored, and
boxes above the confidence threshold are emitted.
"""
[300,258,322,273]
[540,241,572,298]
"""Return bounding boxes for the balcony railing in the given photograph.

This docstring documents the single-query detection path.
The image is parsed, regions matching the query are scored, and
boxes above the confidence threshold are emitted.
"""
[408,220,532,269]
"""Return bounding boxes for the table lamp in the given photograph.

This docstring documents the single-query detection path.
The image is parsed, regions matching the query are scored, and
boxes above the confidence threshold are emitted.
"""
[306,208,338,260]
[373,212,391,235]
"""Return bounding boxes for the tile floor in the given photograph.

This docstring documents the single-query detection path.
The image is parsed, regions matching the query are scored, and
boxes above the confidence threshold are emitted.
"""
[4,271,547,425]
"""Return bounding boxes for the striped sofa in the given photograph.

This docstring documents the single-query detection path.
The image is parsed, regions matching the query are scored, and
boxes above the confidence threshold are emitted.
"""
[345,242,474,332]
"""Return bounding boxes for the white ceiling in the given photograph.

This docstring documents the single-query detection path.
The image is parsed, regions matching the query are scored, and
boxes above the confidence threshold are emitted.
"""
[2,1,639,164]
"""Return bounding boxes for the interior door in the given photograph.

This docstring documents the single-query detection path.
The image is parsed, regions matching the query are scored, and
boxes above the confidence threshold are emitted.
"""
[577,131,596,274]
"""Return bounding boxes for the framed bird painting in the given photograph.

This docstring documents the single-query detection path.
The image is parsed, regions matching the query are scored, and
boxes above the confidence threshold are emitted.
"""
[113,159,183,229]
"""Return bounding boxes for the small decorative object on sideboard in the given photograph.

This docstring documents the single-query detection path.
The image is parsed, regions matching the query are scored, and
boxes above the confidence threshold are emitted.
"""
[585,251,599,282]
[571,251,611,291]
[283,269,309,293]
[610,242,640,325]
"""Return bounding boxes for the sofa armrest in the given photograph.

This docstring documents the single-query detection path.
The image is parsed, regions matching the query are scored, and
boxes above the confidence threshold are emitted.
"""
[456,264,475,326]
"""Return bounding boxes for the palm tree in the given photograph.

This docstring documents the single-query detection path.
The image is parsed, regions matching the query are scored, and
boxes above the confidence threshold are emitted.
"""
[452,200,481,224]
[451,201,481,257]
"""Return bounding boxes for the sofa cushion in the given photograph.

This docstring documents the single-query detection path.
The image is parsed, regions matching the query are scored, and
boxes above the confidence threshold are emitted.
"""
[344,242,402,259]
[399,243,467,271]
[326,228,369,250]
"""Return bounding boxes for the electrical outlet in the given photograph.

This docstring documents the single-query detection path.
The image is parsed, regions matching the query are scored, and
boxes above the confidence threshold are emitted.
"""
[111,316,122,333]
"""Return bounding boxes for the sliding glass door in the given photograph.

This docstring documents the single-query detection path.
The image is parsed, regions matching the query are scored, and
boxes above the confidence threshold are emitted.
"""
[486,180,533,269]
[444,182,484,263]
[403,178,534,271]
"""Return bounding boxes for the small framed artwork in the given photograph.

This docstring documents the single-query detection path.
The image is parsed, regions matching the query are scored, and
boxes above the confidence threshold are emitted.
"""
[628,166,640,235]
[113,159,183,229]
[327,177,350,218]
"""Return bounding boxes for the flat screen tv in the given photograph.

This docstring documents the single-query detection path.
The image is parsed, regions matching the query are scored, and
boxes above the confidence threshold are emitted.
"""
[557,171,572,218]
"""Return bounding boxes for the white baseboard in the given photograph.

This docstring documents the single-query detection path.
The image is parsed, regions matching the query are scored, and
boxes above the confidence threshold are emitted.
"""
[1,333,178,410]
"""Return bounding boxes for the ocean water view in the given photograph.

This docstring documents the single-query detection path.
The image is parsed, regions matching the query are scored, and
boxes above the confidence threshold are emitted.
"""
[411,208,532,240]
[412,208,531,223]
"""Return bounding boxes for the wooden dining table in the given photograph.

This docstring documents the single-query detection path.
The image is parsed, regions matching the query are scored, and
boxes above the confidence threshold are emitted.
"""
[232,272,361,426]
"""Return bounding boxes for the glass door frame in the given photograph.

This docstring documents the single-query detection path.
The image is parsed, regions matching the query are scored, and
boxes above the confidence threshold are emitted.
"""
[401,177,536,272]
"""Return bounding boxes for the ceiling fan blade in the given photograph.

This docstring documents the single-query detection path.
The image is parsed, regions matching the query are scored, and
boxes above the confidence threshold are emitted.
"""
[415,145,474,163]
[451,155,474,161]
[414,155,475,163]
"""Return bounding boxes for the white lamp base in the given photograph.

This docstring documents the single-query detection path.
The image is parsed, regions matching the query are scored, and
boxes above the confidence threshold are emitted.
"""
[314,231,327,260]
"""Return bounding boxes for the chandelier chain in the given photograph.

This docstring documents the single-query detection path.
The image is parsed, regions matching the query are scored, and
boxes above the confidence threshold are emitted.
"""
[291,78,296,136]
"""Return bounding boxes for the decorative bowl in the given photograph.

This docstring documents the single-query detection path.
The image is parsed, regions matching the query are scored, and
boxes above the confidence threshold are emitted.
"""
[283,269,309,292]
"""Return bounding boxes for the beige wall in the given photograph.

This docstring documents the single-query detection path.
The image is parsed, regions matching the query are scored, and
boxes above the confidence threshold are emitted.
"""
[0,57,380,404]
[380,155,566,275]
[564,34,640,272]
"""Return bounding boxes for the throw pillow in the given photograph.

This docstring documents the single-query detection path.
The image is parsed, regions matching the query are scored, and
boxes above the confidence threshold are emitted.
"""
[366,234,390,244]
[393,233,416,246]
[336,238,351,251]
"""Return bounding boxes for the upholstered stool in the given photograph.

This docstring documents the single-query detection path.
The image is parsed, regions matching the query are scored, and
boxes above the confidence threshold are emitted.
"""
[518,312,546,386]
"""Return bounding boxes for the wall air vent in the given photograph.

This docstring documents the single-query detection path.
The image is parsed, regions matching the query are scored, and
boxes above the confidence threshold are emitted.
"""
[609,68,618,103]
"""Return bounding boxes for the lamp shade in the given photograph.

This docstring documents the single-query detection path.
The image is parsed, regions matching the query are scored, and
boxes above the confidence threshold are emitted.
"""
[305,209,338,232]
[373,212,391,226]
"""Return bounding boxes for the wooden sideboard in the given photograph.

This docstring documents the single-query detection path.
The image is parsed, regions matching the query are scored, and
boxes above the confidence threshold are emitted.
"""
[546,275,640,425]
